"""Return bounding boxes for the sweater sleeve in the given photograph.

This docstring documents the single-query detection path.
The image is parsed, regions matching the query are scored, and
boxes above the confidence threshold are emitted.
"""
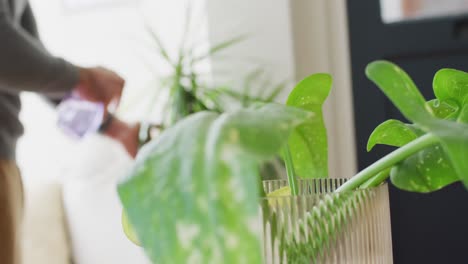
[0,0,79,99]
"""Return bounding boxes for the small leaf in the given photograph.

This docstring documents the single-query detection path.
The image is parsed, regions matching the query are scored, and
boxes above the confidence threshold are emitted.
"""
[286,73,332,178]
[433,68,468,105]
[425,99,459,120]
[367,119,418,151]
[390,144,459,193]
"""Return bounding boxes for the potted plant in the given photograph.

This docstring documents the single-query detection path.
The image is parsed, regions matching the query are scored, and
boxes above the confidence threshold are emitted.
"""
[60,12,288,263]
[118,60,468,263]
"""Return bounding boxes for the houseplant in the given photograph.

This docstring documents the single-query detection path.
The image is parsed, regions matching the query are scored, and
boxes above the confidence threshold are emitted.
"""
[133,19,288,181]
[131,16,287,131]
[118,60,468,263]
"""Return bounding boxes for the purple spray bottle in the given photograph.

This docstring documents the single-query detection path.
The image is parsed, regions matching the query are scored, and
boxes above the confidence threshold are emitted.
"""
[56,90,105,139]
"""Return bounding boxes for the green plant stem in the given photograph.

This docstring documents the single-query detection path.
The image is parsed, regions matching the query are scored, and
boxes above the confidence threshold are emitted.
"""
[359,168,391,189]
[282,146,298,196]
[336,133,439,192]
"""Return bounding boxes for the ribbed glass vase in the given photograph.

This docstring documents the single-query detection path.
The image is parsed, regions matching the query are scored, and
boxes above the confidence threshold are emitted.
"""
[261,179,393,264]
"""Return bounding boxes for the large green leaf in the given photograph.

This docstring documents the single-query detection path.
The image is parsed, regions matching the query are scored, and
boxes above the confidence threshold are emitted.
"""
[286,73,332,178]
[390,144,459,193]
[365,60,433,123]
[118,104,312,263]
[421,118,468,188]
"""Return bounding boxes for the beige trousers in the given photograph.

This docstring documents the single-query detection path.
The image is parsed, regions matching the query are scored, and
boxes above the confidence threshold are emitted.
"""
[0,160,23,264]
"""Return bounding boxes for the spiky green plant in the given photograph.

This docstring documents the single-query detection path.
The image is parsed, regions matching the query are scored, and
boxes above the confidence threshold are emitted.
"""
[141,8,287,129]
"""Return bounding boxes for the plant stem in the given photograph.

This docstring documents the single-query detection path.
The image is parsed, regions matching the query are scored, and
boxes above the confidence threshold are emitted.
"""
[359,168,391,189]
[336,133,439,192]
[282,146,298,196]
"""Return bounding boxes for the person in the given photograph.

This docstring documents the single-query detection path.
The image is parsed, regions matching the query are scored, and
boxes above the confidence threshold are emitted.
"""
[0,1,139,263]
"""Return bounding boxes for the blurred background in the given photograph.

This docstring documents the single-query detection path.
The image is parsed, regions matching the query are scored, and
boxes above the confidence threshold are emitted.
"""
[15,0,468,263]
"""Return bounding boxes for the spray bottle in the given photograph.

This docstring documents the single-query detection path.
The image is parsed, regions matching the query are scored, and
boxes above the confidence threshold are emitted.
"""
[56,91,105,139]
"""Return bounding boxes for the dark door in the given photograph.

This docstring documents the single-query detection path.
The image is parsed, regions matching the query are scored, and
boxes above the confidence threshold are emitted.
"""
[347,1,468,263]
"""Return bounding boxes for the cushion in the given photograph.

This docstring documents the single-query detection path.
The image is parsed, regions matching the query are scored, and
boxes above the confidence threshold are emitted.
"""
[62,135,150,264]
[21,180,72,264]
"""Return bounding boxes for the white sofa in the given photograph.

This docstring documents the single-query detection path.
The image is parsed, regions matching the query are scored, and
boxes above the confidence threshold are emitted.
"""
[21,135,151,264]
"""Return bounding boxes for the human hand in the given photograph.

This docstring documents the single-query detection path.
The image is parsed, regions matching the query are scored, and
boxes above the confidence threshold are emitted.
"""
[103,116,140,158]
[76,67,125,110]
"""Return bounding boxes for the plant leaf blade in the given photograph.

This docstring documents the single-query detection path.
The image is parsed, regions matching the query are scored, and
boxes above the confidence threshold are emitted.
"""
[390,144,459,193]
[118,105,311,263]
[286,73,332,178]
[433,68,468,105]
[367,119,418,151]
[422,119,468,188]
[365,60,432,123]
[365,61,468,191]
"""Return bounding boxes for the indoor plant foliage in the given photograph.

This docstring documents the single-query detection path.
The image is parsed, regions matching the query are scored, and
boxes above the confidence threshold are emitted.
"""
[118,60,468,263]
[337,61,468,192]
[120,104,312,263]
[118,74,330,263]
[138,12,287,129]
[134,19,288,180]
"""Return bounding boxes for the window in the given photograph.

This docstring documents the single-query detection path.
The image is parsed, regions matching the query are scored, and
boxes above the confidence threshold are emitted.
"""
[381,0,468,23]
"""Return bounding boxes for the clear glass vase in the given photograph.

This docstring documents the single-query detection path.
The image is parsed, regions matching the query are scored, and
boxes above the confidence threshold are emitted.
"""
[261,179,393,263]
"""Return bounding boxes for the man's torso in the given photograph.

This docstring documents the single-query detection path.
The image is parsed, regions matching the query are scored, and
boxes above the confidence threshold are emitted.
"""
[0,0,32,159]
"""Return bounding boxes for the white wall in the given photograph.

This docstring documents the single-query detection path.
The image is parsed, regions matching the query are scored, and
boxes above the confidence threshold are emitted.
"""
[205,0,357,178]
[205,0,296,101]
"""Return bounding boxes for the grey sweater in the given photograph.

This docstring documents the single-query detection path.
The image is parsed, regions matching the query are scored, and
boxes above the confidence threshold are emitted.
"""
[0,0,79,159]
